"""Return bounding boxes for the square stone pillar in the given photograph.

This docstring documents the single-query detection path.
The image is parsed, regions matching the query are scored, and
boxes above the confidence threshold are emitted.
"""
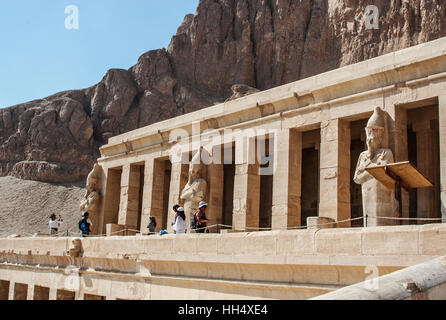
[413,120,440,223]
[272,129,302,230]
[387,105,410,222]
[439,95,446,223]
[167,161,189,233]
[118,164,141,229]
[140,159,167,233]
[49,287,57,301]
[233,137,260,231]
[26,284,34,300]
[207,163,224,232]
[319,119,351,228]
[8,282,14,300]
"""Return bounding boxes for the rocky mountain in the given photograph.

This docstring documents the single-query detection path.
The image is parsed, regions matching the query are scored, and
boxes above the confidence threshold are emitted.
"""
[1,0,445,183]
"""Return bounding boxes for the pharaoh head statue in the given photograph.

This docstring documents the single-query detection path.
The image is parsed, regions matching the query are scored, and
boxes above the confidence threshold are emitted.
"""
[365,107,386,156]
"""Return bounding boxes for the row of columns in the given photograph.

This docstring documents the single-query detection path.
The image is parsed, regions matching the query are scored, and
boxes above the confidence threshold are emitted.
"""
[118,126,351,232]
[389,101,444,223]
[0,281,111,300]
[110,99,446,233]
[0,281,78,300]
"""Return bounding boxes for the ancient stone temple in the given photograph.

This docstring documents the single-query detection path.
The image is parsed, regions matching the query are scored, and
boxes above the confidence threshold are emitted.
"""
[94,38,446,236]
[1,38,446,300]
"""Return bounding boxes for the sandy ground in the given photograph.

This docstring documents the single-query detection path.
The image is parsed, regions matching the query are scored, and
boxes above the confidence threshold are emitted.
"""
[0,176,86,237]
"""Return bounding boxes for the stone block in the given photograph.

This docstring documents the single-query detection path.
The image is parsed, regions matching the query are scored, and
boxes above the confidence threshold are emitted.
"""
[217,234,247,255]
[82,236,145,257]
[307,217,335,229]
[271,213,288,230]
[146,237,174,255]
[173,235,197,254]
[362,226,419,255]
[419,224,446,255]
[319,142,339,169]
[244,233,277,256]
[276,230,315,255]
[0,239,13,253]
[194,234,219,254]
[315,229,362,255]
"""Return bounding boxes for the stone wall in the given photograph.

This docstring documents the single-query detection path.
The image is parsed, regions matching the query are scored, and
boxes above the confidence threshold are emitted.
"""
[312,255,446,300]
[1,223,446,300]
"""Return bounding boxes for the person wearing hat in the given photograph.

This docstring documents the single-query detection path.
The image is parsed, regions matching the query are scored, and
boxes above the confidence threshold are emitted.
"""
[172,207,187,234]
[172,204,180,213]
[49,214,63,236]
[194,201,209,233]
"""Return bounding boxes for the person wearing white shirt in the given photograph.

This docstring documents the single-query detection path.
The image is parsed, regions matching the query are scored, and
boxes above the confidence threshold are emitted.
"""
[49,214,63,236]
[173,207,187,234]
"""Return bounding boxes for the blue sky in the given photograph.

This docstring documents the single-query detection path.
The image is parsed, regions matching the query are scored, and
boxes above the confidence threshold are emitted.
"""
[0,0,199,108]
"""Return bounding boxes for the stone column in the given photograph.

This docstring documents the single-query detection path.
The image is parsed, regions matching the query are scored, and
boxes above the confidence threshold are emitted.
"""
[233,137,260,231]
[387,105,409,222]
[26,284,34,300]
[319,119,351,228]
[207,163,224,232]
[271,129,302,230]
[49,287,57,301]
[118,164,141,229]
[140,159,166,233]
[8,282,14,300]
[167,161,189,233]
[439,95,446,223]
[413,120,439,223]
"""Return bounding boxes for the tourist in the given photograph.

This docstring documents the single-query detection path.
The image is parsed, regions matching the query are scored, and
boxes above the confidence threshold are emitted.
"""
[147,216,157,235]
[49,214,63,236]
[172,203,180,213]
[194,201,209,233]
[173,207,187,234]
[78,212,92,237]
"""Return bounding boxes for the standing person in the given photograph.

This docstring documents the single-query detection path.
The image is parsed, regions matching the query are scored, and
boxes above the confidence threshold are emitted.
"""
[194,201,209,233]
[172,204,180,213]
[49,214,63,236]
[172,207,187,234]
[147,217,157,235]
[78,212,92,237]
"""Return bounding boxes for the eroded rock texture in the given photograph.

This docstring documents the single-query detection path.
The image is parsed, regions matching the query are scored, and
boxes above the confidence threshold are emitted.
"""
[1,0,445,182]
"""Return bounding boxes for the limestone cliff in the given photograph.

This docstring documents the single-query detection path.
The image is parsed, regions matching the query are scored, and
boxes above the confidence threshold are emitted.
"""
[1,0,445,183]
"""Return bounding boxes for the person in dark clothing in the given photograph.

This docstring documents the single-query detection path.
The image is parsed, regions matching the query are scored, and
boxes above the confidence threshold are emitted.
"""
[147,217,157,235]
[194,201,209,233]
[78,212,92,237]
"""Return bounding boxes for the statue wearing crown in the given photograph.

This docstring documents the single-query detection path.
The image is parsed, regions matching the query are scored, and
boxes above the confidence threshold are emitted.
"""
[180,149,208,230]
[354,107,398,226]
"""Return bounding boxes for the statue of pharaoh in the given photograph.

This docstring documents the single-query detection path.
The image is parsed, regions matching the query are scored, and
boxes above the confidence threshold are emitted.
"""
[354,107,398,226]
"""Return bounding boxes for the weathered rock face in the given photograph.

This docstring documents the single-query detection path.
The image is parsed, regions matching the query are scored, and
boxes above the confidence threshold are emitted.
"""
[226,84,261,102]
[0,91,95,183]
[1,0,445,183]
